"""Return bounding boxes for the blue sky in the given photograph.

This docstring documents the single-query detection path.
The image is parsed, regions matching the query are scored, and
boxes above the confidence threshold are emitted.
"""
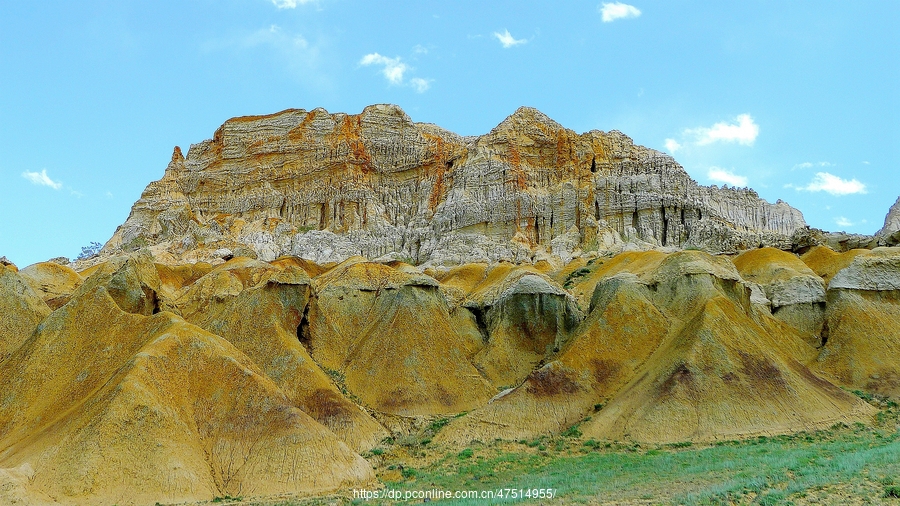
[1,1,897,267]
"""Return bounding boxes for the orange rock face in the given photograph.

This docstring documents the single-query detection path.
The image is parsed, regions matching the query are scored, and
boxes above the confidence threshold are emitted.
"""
[101,105,807,268]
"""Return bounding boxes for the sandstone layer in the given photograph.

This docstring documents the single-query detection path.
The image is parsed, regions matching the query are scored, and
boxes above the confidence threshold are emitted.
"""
[100,105,808,267]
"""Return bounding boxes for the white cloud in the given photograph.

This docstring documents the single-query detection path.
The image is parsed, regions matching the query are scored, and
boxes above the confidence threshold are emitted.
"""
[412,44,428,55]
[493,29,527,48]
[409,77,432,93]
[359,53,432,92]
[707,167,748,187]
[792,161,832,171]
[835,216,854,228]
[664,138,681,153]
[270,0,313,8]
[360,53,408,84]
[798,172,867,196]
[687,114,759,146]
[242,25,310,50]
[599,2,641,22]
[22,169,62,190]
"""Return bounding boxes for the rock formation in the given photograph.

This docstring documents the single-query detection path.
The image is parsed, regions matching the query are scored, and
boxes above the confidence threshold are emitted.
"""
[3,243,898,504]
[813,248,900,398]
[877,196,900,243]
[4,105,900,505]
[101,105,807,267]
[435,250,873,446]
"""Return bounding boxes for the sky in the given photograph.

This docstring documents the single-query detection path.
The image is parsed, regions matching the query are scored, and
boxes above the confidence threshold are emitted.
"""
[1,0,897,267]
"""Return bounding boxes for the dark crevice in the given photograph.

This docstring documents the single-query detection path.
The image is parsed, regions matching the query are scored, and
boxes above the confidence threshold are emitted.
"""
[297,302,312,351]
[661,207,668,246]
[595,200,600,221]
[632,211,639,230]
[468,306,491,344]
[590,157,597,173]
[142,284,161,315]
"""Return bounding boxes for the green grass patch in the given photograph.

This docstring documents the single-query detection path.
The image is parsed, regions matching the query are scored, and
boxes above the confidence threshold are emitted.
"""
[370,410,900,505]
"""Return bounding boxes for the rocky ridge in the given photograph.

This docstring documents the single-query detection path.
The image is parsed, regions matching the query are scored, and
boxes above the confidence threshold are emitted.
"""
[101,105,809,267]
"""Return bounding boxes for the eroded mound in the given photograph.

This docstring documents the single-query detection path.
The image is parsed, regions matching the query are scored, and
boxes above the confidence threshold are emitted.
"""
[1,244,897,504]
[436,251,873,446]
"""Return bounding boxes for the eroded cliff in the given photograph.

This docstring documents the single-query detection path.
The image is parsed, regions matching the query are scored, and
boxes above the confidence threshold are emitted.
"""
[104,105,807,266]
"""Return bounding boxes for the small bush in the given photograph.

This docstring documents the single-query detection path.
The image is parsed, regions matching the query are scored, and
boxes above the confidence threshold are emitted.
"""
[457,448,474,459]
[76,241,102,260]
[885,485,900,498]
[428,417,450,433]
[526,438,543,448]
[561,425,583,438]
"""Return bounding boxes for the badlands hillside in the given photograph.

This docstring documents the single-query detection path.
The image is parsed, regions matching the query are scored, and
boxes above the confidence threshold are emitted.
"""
[1,105,900,505]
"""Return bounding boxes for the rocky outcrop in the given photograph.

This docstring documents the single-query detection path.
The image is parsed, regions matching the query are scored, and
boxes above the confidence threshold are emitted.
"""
[0,266,51,362]
[733,247,827,347]
[814,248,900,398]
[17,261,84,310]
[877,196,900,245]
[101,105,807,267]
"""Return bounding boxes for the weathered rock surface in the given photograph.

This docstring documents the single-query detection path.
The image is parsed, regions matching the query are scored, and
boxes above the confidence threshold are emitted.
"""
[829,247,900,291]
[177,260,389,452]
[3,243,899,503]
[877,196,900,242]
[813,248,900,398]
[304,259,496,416]
[99,105,808,267]
[733,247,827,347]
[17,262,84,310]
[436,250,873,446]
[0,285,375,505]
[0,266,51,363]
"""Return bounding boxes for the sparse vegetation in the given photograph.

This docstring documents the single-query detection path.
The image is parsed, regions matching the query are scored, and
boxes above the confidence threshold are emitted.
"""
[211,495,242,503]
[563,267,592,289]
[122,236,148,252]
[76,241,102,260]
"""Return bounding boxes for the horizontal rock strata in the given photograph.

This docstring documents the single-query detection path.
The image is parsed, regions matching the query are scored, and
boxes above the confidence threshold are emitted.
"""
[102,105,808,266]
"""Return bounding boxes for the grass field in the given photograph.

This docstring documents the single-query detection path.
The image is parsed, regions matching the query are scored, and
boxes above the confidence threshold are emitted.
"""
[351,392,900,505]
